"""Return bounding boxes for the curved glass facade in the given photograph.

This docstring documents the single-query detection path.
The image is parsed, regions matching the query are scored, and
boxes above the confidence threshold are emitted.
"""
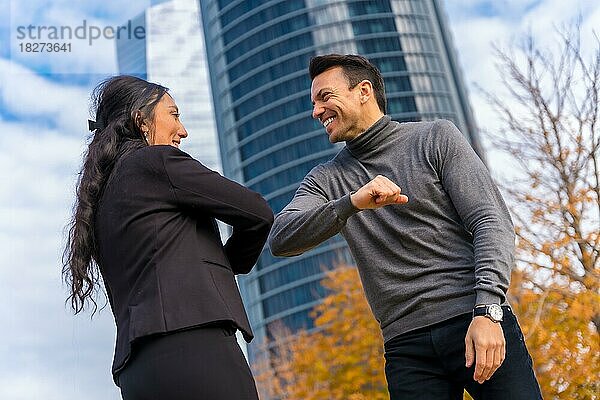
[200,0,481,361]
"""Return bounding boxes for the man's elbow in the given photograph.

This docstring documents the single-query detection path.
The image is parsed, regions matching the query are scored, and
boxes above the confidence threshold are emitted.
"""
[267,232,284,257]
[269,246,300,257]
[267,230,297,257]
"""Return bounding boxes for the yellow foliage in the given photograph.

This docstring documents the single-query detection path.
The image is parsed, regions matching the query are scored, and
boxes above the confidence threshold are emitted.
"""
[510,274,599,399]
[254,265,388,400]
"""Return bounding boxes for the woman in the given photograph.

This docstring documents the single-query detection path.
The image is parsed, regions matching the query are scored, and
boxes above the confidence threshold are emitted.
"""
[63,75,273,399]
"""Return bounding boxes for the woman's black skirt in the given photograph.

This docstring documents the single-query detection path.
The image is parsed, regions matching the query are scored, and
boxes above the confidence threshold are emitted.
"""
[118,324,259,400]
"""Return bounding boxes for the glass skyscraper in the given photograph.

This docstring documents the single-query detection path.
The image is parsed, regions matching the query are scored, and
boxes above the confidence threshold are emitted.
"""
[116,0,221,172]
[201,0,481,361]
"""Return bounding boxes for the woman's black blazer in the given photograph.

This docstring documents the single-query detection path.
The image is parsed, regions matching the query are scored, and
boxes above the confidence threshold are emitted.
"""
[94,145,273,383]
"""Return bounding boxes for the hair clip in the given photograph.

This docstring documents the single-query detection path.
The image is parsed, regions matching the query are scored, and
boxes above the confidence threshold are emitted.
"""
[88,117,105,132]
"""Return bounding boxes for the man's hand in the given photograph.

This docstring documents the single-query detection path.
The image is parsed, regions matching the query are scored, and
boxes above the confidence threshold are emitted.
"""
[465,316,506,384]
[350,175,409,210]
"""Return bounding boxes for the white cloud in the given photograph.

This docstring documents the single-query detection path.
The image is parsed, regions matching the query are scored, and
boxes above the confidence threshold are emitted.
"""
[442,0,541,21]
[0,58,119,399]
[6,0,151,24]
[0,131,120,398]
[7,0,152,75]
[0,59,94,134]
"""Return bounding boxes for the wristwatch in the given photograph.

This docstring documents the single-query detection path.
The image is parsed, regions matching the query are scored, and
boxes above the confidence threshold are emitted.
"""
[473,304,503,322]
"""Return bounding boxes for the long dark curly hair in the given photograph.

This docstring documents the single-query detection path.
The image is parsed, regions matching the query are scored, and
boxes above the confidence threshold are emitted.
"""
[63,75,168,314]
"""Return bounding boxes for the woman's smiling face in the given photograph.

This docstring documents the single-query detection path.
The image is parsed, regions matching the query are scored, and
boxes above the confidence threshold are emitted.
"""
[149,94,188,148]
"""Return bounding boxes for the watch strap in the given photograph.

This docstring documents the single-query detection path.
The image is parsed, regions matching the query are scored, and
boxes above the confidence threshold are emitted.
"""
[472,304,503,322]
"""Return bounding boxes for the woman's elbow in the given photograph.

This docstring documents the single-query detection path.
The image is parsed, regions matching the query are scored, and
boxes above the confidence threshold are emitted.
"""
[256,205,274,235]
[252,194,274,227]
[268,240,283,257]
[263,207,275,228]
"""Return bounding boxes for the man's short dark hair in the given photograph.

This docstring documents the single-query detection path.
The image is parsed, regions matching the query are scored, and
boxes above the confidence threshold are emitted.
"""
[309,54,387,114]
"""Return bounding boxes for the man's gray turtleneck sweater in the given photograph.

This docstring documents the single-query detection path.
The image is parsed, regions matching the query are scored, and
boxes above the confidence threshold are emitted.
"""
[268,116,515,342]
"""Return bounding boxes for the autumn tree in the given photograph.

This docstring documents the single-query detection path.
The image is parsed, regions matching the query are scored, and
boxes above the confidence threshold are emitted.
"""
[253,264,388,400]
[482,24,599,399]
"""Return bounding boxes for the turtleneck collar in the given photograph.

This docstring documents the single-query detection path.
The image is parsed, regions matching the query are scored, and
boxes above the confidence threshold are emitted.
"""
[346,115,393,158]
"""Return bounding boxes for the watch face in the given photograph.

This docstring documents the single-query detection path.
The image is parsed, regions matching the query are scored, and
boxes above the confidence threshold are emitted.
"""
[489,304,503,321]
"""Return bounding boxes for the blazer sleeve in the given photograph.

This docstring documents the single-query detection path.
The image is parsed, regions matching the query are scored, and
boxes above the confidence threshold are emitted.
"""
[159,146,274,274]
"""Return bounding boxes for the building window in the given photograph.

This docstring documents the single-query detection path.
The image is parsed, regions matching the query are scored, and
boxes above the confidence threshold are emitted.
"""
[352,18,396,36]
[387,96,418,113]
[234,75,310,119]
[222,1,305,43]
[238,96,310,140]
[248,154,334,195]
[357,36,403,54]
[348,1,393,16]
[231,52,314,99]
[225,14,312,64]
[239,118,321,159]
[263,280,327,318]
[243,136,333,182]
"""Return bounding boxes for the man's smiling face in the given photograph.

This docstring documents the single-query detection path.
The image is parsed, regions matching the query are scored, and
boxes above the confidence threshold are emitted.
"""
[310,67,366,143]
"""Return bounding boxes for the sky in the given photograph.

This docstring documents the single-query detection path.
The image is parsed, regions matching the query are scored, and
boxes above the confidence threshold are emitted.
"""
[1,1,598,399]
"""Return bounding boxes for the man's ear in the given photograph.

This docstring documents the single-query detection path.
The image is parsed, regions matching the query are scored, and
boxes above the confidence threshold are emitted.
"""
[359,80,373,103]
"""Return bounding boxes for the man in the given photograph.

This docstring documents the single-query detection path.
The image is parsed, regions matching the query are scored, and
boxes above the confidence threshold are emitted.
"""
[268,54,542,399]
